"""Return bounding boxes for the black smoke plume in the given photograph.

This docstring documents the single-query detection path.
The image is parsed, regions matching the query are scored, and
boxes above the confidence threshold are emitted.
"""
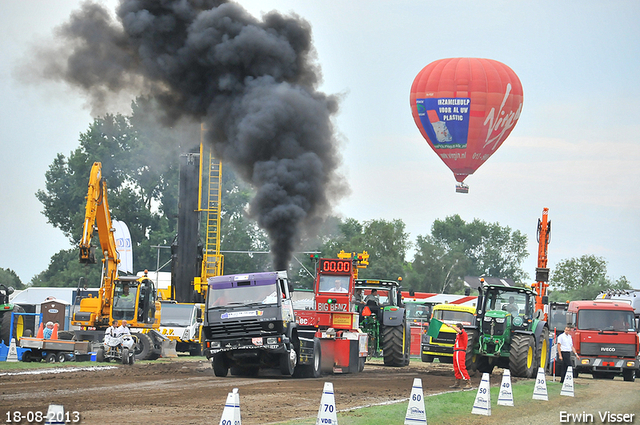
[37,0,347,270]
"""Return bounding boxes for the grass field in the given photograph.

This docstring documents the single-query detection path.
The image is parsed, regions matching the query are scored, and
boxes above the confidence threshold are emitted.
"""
[277,378,570,425]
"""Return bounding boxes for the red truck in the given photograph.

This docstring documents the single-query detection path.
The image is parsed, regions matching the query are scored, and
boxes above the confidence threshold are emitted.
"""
[567,300,639,381]
[294,256,368,375]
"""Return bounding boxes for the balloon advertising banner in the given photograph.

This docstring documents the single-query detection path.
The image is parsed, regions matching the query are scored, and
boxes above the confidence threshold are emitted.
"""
[410,58,523,191]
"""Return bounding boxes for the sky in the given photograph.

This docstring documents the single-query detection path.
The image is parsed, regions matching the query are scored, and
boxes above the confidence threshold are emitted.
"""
[1,1,639,288]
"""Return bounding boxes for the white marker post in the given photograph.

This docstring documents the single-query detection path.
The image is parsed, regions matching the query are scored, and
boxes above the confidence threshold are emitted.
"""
[44,404,65,425]
[219,388,241,425]
[532,367,548,401]
[560,366,575,397]
[316,382,338,425]
[404,378,427,425]
[471,372,491,416]
[6,338,18,362]
[497,369,514,406]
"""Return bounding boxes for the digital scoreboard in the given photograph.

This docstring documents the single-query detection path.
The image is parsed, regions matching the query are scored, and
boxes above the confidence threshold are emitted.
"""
[319,258,352,274]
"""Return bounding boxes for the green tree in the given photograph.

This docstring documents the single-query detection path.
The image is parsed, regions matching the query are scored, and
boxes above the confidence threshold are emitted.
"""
[34,105,186,286]
[0,268,26,290]
[319,218,410,282]
[30,249,101,288]
[407,215,529,293]
[549,254,632,301]
[405,234,469,293]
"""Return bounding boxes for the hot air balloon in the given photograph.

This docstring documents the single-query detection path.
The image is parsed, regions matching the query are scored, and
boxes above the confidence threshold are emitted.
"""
[410,58,523,193]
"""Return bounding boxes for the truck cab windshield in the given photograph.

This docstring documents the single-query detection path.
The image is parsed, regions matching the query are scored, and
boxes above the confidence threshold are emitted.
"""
[578,309,635,332]
[433,310,475,326]
[208,281,279,308]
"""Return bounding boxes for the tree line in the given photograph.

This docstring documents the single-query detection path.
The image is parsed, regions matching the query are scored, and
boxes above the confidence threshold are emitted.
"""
[1,106,631,301]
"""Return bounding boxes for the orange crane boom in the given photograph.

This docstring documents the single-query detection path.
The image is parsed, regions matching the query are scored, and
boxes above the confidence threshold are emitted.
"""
[532,208,551,320]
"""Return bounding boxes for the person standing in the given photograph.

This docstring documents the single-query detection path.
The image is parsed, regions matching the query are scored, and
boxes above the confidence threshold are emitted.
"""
[557,326,579,383]
[450,323,472,389]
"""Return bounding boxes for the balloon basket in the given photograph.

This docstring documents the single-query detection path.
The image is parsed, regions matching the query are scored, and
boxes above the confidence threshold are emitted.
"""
[455,183,469,193]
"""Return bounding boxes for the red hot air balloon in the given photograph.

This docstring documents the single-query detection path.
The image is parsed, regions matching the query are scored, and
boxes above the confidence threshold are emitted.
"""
[410,58,523,192]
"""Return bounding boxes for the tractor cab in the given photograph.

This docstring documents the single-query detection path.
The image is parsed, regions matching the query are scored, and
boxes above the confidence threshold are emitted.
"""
[474,284,549,377]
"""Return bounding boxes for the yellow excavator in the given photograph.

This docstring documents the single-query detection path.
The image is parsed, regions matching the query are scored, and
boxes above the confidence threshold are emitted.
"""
[72,162,173,360]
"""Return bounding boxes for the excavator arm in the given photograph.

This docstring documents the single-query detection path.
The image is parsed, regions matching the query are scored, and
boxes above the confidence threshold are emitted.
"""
[532,208,551,320]
[77,162,121,325]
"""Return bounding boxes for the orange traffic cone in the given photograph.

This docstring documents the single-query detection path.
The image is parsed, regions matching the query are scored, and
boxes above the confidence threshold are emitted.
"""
[36,322,44,339]
[51,323,59,340]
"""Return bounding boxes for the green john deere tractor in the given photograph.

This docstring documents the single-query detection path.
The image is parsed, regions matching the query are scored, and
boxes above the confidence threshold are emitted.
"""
[0,284,25,347]
[355,278,411,367]
[472,284,549,378]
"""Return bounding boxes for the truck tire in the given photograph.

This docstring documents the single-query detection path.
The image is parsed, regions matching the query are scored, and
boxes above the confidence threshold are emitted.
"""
[212,354,228,377]
[622,369,635,382]
[382,324,406,367]
[132,333,152,361]
[0,305,25,346]
[96,347,105,362]
[421,354,434,363]
[294,338,322,378]
[45,352,57,363]
[509,334,536,378]
[309,338,322,378]
[57,352,67,363]
[280,347,297,376]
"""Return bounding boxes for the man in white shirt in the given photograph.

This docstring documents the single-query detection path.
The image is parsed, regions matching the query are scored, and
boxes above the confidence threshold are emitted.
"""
[328,279,348,293]
[557,326,579,383]
[105,320,118,341]
[115,320,131,337]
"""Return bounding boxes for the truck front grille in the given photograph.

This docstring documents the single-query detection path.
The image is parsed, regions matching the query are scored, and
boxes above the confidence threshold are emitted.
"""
[207,319,277,339]
[433,333,456,345]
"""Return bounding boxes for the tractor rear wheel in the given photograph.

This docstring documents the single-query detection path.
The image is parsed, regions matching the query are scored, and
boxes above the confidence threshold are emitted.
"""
[0,305,25,346]
[382,324,406,367]
[465,329,478,377]
[509,334,536,378]
[536,327,550,371]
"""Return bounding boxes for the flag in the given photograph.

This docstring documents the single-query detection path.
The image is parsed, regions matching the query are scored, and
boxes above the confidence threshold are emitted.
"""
[113,220,133,274]
[426,318,443,339]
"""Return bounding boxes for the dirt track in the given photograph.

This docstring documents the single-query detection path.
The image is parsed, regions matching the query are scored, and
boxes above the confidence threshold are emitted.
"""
[1,359,638,424]
[0,359,469,424]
